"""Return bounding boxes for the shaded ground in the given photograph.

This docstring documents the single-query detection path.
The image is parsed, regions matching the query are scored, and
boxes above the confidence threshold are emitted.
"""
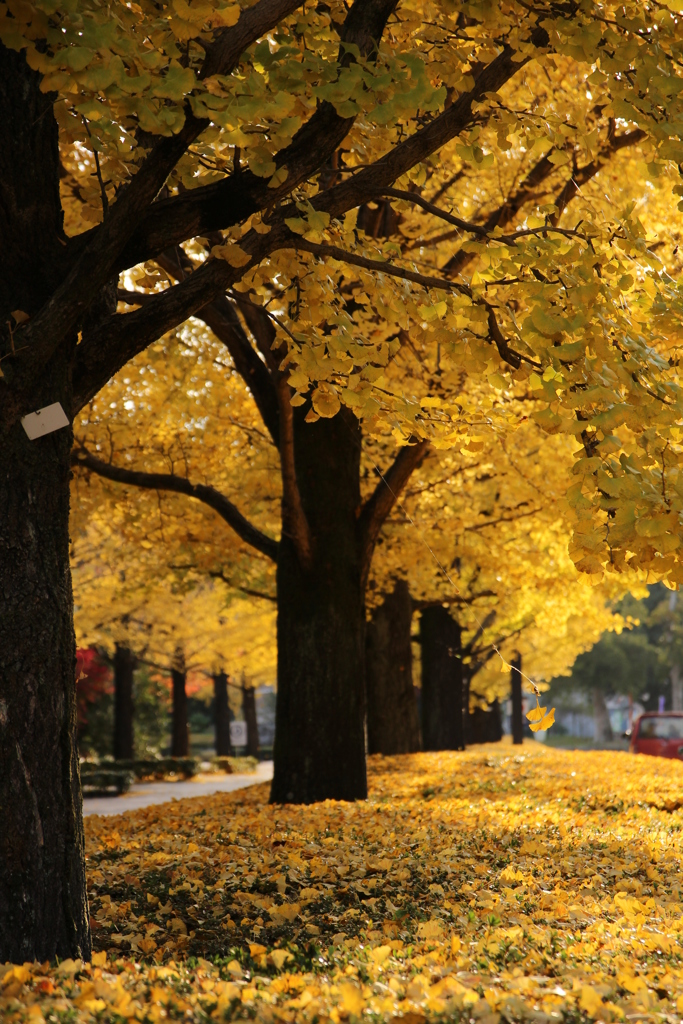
[4,743,683,1023]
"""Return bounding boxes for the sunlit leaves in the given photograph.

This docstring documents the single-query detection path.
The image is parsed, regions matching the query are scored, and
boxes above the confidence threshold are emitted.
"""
[30,0,683,589]
[526,701,556,732]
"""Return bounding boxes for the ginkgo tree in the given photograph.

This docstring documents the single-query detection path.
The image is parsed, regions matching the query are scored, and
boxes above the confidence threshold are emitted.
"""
[73,527,277,758]
[364,419,632,753]
[72,348,614,756]
[3,0,683,964]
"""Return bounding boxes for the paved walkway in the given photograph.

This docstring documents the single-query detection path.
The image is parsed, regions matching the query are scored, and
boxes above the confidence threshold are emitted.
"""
[83,761,273,817]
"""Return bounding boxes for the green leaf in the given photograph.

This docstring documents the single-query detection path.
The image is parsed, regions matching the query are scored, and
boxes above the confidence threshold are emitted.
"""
[153,61,196,101]
[531,306,568,337]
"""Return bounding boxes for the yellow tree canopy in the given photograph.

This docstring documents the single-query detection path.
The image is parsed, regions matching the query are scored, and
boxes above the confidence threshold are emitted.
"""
[73,333,630,698]
[369,417,639,701]
[71,318,279,598]
[6,0,683,584]
[73,511,278,685]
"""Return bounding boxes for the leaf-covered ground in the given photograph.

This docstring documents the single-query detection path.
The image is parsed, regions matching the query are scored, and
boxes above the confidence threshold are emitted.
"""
[5,742,683,1023]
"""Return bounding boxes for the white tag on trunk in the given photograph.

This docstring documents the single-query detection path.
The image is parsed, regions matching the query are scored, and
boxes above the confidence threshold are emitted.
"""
[21,402,70,440]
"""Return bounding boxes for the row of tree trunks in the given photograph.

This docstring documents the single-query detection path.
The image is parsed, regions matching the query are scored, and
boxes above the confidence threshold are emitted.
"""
[366,595,509,754]
[111,594,506,769]
[173,659,262,758]
[420,605,466,751]
[110,656,256,761]
[366,580,420,755]
[118,595,501,768]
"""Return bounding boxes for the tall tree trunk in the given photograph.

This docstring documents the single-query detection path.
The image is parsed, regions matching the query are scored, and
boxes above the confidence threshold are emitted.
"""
[469,699,503,743]
[171,649,189,757]
[593,688,613,743]
[462,671,471,746]
[271,408,367,803]
[366,580,420,754]
[213,670,231,756]
[0,46,90,963]
[242,680,260,758]
[511,655,523,745]
[420,606,465,750]
[113,645,135,760]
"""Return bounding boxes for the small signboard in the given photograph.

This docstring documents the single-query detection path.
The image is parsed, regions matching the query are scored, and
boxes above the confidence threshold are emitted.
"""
[21,402,69,440]
[230,720,248,747]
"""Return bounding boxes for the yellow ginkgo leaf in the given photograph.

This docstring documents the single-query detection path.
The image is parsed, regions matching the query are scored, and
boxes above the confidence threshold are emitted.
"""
[339,983,364,1015]
[211,242,251,268]
[269,949,293,970]
[541,707,555,729]
[526,702,547,723]
[579,985,604,1017]
[311,387,341,419]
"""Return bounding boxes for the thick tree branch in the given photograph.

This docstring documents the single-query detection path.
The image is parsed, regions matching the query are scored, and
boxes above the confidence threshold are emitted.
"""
[232,295,282,373]
[70,215,533,416]
[100,0,399,273]
[382,187,587,243]
[307,26,550,225]
[462,609,497,658]
[207,569,277,602]
[71,249,244,413]
[67,25,552,411]
[549,127,646,224]
[359,439,430,587]
[3,0,304,414]
[199,296,282,447]
[73,446,279,562]
[96,14,543,275]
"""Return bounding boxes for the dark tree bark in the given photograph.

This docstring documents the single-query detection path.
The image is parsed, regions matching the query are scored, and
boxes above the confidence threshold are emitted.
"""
[420,606,465,750]
[171,650,189,758]
[0,46,90,964]
[271,407,367,802]
[366,580,420,754]
[511,655,524,745]
[242,681,260,758]
[469,699,503,744]
[462,671,471,746]
[113,645,135,760]
[0,415,91,964]
[213,671,231,756]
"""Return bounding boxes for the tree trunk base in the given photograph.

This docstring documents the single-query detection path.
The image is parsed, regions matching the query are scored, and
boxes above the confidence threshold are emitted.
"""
[0,421,90,963]
[420,606,465,751]
[366,580,420,754]
[271,409,366,804]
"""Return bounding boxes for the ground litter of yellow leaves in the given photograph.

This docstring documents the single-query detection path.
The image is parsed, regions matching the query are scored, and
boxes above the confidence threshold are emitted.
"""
[6,742,683,1024]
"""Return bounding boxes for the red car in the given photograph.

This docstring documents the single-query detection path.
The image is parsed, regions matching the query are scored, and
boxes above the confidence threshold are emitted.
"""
[630,712,683,759]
